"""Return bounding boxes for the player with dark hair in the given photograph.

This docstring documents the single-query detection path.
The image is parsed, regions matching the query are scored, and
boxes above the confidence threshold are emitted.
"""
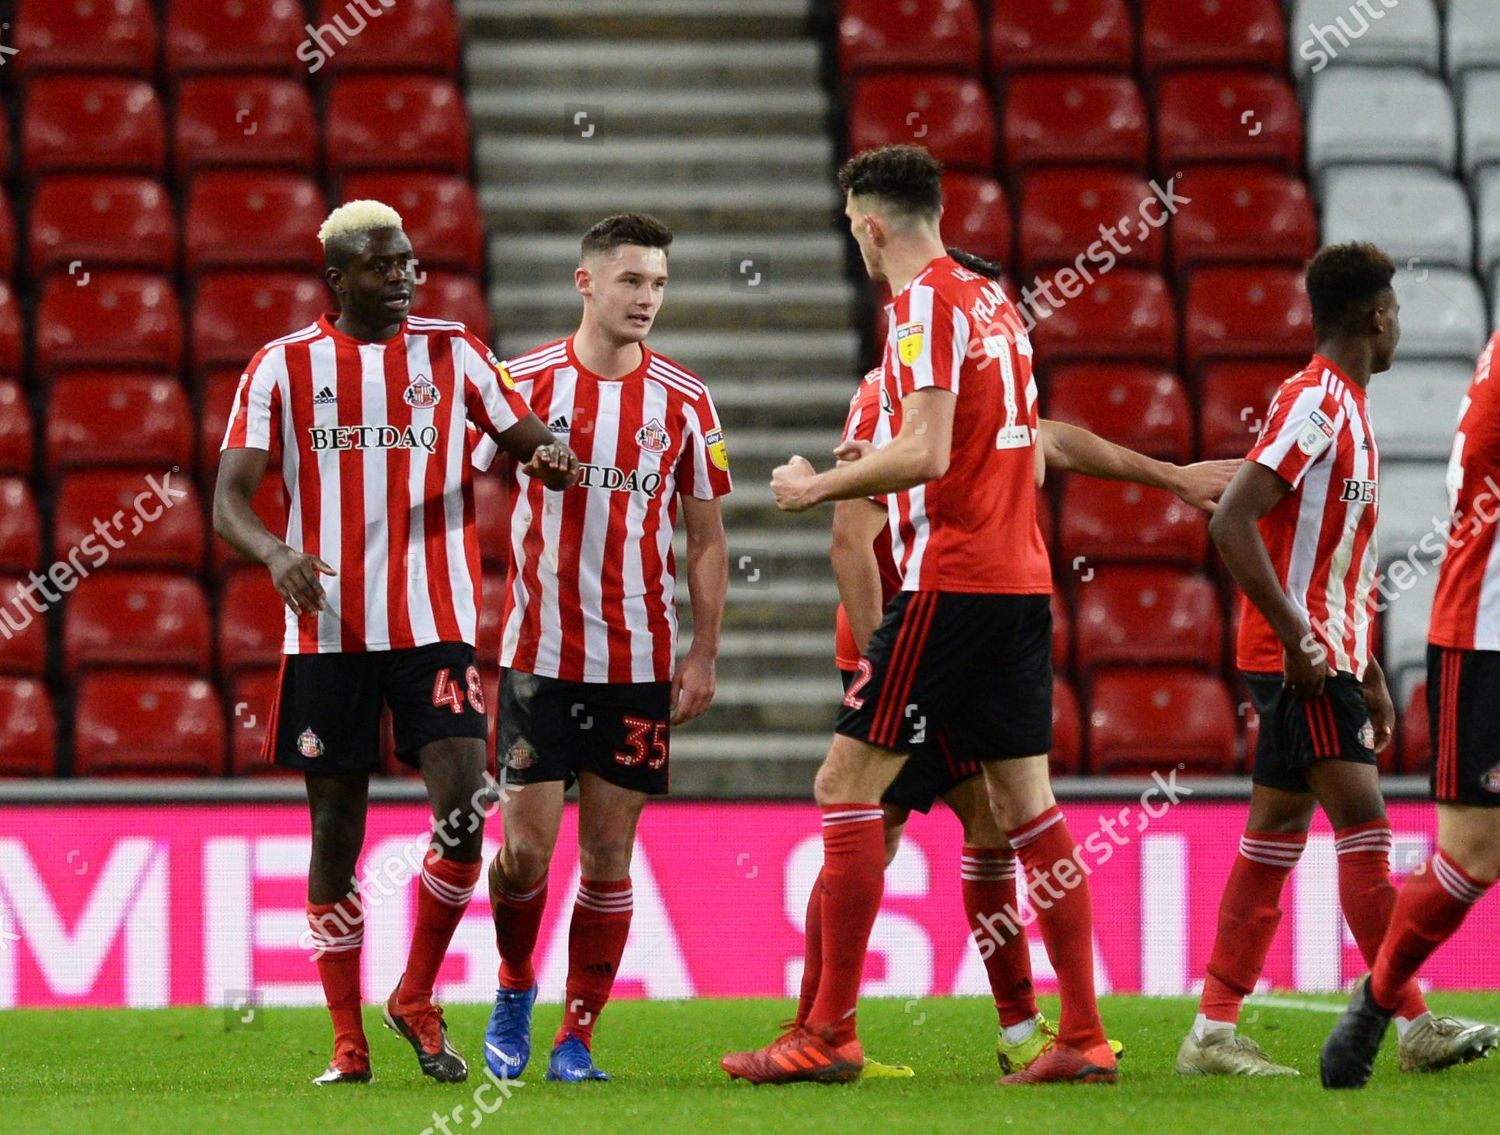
[477,212,731,1083]
[215,200,578,1085]
[1321,331,1500,1087]
[1178,242,1497,1076]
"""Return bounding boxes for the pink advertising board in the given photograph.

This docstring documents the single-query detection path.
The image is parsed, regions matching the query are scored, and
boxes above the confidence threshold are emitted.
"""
[0,797,1493,1008]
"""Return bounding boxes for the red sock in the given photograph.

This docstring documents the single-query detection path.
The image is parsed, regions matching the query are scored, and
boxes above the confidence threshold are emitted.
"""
[806,804,886,1045]
[1371,850,1489,1010]
[1006,807,1105,1051]
[1200,830,1305,1024]
[491,861,548,991]
[961,846,1036,1027]
[1335,820,1426,1020]
[307,895,366,1060]
[397,850,481,1012]
[796,868,825,1026]
[556,878,633,1048]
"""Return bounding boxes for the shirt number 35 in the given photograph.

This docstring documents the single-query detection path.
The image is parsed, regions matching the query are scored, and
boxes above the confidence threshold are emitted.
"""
[615,715,668,770]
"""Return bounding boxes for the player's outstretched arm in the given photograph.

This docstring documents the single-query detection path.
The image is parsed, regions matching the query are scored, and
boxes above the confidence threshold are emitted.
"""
[214,447,334,615]
[830,497,887,656]
[673,495,727,725]
[494,415,580,490]
[1038,419,1241,512]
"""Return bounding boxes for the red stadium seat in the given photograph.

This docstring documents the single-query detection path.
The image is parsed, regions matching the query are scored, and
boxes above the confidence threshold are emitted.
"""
[838,0,982,78]
[183,172,325,273]
[21,78,166,178]
[414,272,491,341]
[1088,668,1237,773]
[1018,168,1165,274]
[1198,361,1295,458]
[341,173,485,274]
[27,175,176,276]
[0,187,14,278]
[315,0,462,76]
[1169,168,1316,273]
[1045,365,1192,462]
[988,0,1133,75]
[73,672,226,777]
[1073,567,1224,672]
[0,479,42,574]
[1183,266,1312,372]
[212,477,289,573]
[477,572,506,664]
[198,368,247,484]
[53,471,206,571]
[46,373,193,475]
[472,474,510,573]
[62,573,212,677]
[0,282,21,375]
[226,667,290,776]
[1155,71,1304,173]
[1052,677,1083,776]
[165,0,306,75]
[12,0,158,76]
[848,74,996,172]
[0,381,33,476]
[0,678,57,777]
[173,77,319,176]
[1401,682,1431,776]
[33,272,182,375]
[939,173,1013,266]
[0,577,47,675]
[1003,73,1148,171]
[1140,0,1286,73]
[218,569,285,676]
[191,272,326,371]
[325,77,471,175]
[1051,591,1071,675]
[1027,269,1176,367]
[1060,476,1210,567]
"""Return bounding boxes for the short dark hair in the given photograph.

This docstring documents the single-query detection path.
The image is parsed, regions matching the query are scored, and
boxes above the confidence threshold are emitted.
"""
[1305,242,1396,337]
[581,212,673,260]
[837,145,943,220]
[946,246,1002,280]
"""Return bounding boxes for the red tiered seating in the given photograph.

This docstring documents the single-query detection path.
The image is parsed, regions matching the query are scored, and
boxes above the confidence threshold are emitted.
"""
[0,578,47,675]
[73,673,226,777]
[227,668,285,776]
[1045,365,1192,462]
[472,474,509,572]
[1088,669,1237,773]
[191,272,326,371]
[1140,0,1287,73]
[53,471,206,571]
[0,282,21,375]
[174,77,319,175]
[212,478,289,573]
[1051,592,1071,674]
[1052,678,1083,776]
[0,381,33,475]
[218,569,285,676]
[988,0,1133,75]
[62,573,212,677]
[1073,567,1223,671]
[46,373,193,475]
[165,0,306,74]
[1184,266,1312,372]
[848,74,996,170]
[1199,361,1295,458]
[1060,477,1210,567]
[199,368,247,482]
[0,188,14,278]
[12,0,158,76]
[32,272,182,375]
[1155,71,1304,172]
[27,176,176,276]
[1018,168,1165,273]
[315,0,463,76]
[1028,270,1176,366]
[1003,73,1148,171]
[939,173,1012,265]
[0,480,42,573]
[477,573,506,663]
[839,0,982,78]
[22,78,167,178]
[325,77,472,175]
[342,173,485,274]
[0,678,57,777]
[1401,682,1431,776]
[1169,168,1316,273]
[414,272,491,340]
[183,172,325,273]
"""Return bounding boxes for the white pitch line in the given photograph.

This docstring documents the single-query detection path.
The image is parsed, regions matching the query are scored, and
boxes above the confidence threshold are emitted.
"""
[1248,993,1496,1030]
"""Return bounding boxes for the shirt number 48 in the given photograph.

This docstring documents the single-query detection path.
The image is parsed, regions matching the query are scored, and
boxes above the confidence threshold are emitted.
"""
[432,666,485,714]
[615,715,668,770]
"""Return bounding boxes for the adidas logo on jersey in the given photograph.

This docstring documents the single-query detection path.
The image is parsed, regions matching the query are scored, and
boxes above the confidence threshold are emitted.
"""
[313,386,337,405]
[548,415,571,434]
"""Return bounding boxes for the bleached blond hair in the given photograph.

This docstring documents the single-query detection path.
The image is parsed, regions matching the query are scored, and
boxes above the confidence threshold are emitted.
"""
[317,200,404,244]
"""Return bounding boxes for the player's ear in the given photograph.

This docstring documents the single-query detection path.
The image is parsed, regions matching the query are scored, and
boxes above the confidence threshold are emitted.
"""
[575,265,592,298]
[324,265,345,298]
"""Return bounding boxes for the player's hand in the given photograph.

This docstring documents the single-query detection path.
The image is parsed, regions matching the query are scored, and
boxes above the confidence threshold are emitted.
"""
[1361,664,1395,753]
[833,439,875,466]
[771,455,820,512]
[1282,633,1334,700]
[1170,459,1243,513]
[267,546,335,616]
[523,441,580,489]
[671,650,716,725]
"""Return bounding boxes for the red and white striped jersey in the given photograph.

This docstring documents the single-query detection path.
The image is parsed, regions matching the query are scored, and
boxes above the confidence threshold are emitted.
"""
[834,367,900,670]
[471,336,732,684]
[222,313,533,654]
[880,256,1051,594]
[1430,333,1500,650]
[1237,355,1380,677]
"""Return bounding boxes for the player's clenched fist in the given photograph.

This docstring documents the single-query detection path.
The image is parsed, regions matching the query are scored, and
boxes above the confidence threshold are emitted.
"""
[523,441,581,489]
[267,545,336,615]
[770,455,819,512]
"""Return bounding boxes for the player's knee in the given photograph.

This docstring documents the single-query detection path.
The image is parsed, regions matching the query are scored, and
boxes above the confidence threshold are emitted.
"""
[813,759,853,806]
[499,838,553,890]
[578,833,634,879]
[310,809,364,860]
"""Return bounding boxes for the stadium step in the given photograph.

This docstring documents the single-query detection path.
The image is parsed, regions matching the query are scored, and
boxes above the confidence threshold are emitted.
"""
[468,87,829,139]
[458,0,816,42]
[477,136,835,185]
[467,39,821,91]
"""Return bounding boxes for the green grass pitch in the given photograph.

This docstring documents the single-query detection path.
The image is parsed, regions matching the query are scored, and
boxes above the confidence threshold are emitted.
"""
[5,994,1500,1134]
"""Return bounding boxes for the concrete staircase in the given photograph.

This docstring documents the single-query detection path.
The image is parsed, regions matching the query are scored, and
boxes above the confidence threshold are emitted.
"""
[459,0,860,794]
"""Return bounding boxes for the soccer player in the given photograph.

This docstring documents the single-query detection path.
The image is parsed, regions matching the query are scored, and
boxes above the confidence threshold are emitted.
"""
[1177,242,1496,1077]
[475,214,731,1083]
[1321,331,1500,1088]
[215,200,578,1086]
[802,246,1236,1075]
[722,144,1115,1086]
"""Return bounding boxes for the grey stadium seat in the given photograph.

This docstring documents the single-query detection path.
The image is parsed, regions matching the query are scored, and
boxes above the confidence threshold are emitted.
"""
[1479,165,1500,278]
[1368,360,1471,460]
[1447,0,1500,79]
[1461,70,1500,179]
[1376,461,1452,565]
[1309,68,1455,174]
[1389,267,1487,361]
[1292,0,1440,79]
[1322,166,1473,271]
[1381,554,1440,706]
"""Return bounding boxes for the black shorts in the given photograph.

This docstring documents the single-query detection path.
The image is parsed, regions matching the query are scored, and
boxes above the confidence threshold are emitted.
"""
[1428,645,1500,806]
[838,669,983,814]
[1245,670,1377,792]
[264,642,487,773]
[496,668,672,796]
[835,591,1052,760]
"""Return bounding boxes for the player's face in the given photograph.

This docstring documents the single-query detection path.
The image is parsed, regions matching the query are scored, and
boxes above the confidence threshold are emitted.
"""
[844,194,885,282]
[1372,289,1400,373]
[577,245,668,343]
[328,227,415,328]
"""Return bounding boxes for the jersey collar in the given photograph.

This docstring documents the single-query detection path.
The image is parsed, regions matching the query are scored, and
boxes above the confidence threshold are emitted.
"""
[319,312,407,347]
[1311,354,1367,404]
[565,334,653,383]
